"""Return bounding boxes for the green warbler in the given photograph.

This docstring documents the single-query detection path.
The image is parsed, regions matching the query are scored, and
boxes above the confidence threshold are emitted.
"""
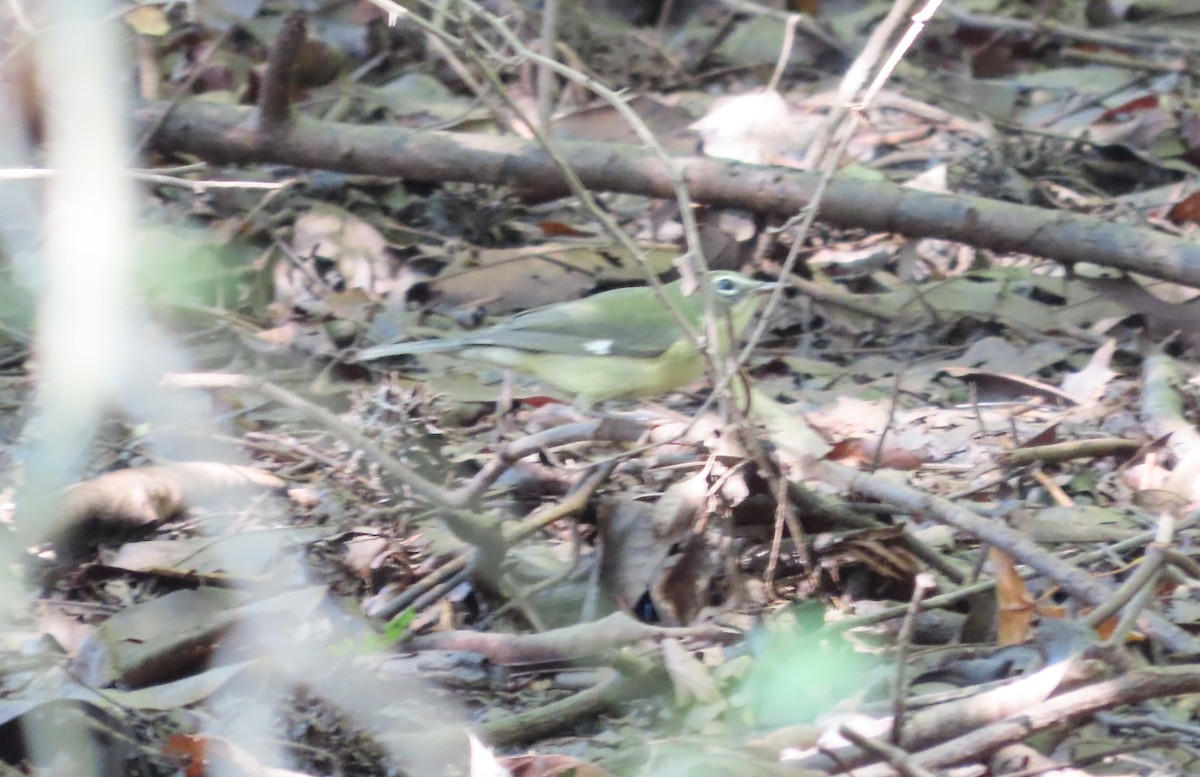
[354,271,777,406]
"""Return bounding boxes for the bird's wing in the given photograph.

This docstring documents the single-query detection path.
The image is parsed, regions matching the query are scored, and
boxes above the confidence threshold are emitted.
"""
[492,286,693,357]
[358,284,703,360]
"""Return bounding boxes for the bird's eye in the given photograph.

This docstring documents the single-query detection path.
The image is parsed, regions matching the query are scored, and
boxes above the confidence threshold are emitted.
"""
[714,277,737,294]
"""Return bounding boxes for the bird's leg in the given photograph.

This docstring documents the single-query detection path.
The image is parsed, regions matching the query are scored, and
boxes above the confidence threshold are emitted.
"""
[489,370,519,439]
[731,370,755,416]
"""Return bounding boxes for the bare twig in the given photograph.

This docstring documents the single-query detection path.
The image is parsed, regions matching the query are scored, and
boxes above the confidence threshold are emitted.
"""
[893,665,1200,775]
[892,572,936,743]
[1092,513,1175,647]
[839,725,938,777]
[535,0,558,130]
[743,0,929,378]
[365,550,475,620]
[995,438,1143,468]
[819,461,1200,653]
[447,417,648,505]
[823,521,1186,634]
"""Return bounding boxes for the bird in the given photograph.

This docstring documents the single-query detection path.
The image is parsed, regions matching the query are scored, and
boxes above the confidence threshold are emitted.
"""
[353,270,777,407]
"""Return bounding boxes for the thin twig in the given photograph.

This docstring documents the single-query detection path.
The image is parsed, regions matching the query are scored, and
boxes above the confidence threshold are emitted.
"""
[839,724,938,777]
[892,572,936,743]
[1095,513,1175,646]
[821,461,1200,653]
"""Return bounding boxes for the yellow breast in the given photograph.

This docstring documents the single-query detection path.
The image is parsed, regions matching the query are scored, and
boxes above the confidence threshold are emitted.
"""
[460,339,706,406]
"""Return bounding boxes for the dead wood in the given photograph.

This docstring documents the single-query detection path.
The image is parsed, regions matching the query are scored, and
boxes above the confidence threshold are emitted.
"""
[135,99,1200,288]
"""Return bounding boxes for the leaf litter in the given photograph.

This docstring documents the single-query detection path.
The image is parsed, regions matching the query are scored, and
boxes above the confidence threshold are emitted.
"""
[8,1,1200,776]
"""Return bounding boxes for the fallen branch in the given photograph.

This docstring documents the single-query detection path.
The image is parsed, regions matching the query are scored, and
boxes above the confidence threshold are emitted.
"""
[136,99,1200,288]
[407,610,734,664]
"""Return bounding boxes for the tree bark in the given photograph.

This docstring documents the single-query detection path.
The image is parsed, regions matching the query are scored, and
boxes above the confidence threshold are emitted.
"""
[135,99,1200,289]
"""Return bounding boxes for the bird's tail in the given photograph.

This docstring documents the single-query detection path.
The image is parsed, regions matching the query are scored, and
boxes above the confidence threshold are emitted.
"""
[353,337,459,361]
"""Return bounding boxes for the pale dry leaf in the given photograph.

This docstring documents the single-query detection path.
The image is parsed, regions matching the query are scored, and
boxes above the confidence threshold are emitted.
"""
[661,638,722,705]
[1060,339,1117,404]
[691,90,792,164]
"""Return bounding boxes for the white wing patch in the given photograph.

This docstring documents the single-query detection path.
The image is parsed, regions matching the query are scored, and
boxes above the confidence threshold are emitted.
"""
[584,339,614,355]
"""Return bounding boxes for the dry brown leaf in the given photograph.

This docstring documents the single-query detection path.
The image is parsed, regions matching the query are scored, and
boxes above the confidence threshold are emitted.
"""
[49,463,284,560]
[991,548,1036,645]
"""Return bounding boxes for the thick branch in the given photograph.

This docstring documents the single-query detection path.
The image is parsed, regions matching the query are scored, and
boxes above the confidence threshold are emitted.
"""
[136,100,1200,289]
